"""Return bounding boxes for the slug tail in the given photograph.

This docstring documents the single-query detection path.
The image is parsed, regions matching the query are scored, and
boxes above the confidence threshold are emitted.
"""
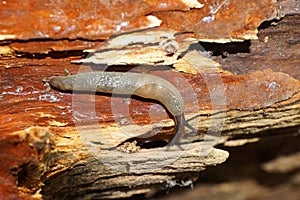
[174,115,184,135]
[168,114,198,149]
[183,120,199,134]
[174,114,199,134]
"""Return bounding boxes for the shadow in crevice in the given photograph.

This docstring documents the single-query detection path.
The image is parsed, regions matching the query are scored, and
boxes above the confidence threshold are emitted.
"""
[201,131,300,187]
[14,49,86,59]
[188,40,251,58]
[258,17,283,30]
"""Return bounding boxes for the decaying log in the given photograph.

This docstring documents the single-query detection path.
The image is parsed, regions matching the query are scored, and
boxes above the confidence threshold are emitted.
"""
[0,0,299,199]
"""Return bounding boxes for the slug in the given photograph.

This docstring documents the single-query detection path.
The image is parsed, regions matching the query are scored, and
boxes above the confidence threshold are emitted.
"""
[49,72,197,138]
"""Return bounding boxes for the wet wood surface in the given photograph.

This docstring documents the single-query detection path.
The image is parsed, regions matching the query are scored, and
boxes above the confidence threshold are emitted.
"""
[0,1,299,199]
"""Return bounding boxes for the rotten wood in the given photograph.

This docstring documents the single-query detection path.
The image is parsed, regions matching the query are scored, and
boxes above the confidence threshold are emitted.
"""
[0,0,277,41]
[0,0,299,199]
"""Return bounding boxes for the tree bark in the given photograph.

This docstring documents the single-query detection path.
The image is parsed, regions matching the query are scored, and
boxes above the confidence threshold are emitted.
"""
[0,0,299,199]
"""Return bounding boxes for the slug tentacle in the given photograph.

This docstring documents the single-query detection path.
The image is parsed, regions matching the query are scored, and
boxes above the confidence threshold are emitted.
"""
[49,72,198,143]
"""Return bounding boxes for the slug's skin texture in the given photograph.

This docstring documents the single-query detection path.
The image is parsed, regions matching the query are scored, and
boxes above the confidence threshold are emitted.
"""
[49,72,197,136]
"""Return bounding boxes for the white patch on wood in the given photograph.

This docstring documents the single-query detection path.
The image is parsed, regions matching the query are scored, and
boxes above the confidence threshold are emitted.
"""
[181,0,204,8]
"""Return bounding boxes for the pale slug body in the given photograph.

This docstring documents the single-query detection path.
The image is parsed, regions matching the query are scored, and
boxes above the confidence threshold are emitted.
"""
[50,72,197,136]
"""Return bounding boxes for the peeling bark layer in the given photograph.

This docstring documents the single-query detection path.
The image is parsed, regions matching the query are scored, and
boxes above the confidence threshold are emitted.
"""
[0,0,276,41]
[0,0,299,199]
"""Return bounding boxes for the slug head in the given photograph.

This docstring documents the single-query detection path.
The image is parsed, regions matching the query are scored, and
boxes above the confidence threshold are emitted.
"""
[49,76,74,91]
